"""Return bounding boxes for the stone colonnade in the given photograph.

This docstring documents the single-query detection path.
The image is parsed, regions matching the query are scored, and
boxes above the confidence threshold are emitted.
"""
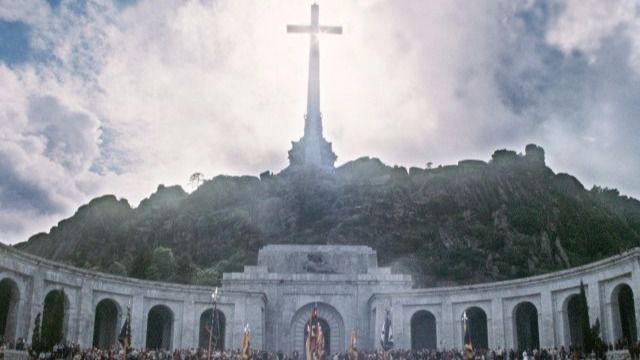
[1,244,639,353]
[370,250,640,351]
[0,244,265,350]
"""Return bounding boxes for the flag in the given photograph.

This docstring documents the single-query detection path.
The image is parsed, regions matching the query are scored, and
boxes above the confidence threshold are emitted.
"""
[307,304,319,349]
[350,329,357,351]
[306,305,320,360]
[317,322,325,352]
[348,329,358,360]
[463,311,474,360]
[118,306,132,353]
[463,311,472,347]
[380,310,394,350]
[241,324,251,360]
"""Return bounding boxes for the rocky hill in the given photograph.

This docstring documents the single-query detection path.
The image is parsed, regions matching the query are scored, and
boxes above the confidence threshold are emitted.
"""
[14,144,640,287]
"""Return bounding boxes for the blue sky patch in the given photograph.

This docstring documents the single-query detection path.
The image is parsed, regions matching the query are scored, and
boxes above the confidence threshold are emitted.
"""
[0,20,31,65]
[46,0,62,9]
[114,0,138,10]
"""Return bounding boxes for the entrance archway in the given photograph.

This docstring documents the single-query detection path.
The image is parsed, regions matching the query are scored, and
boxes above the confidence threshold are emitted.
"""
[464,307,488,350]
[290,303,345,355]
[611,284,637,343]
[411,310,437,350]
[93,299,119,349]
[566,295,584,348]
[514,302,539,351]
[42,290,69,350]
[0,278,20,342]
[198,309,226,350]
[146,305,173,350]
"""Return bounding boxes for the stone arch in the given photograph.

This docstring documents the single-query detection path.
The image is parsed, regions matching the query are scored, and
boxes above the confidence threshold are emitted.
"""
[290,302,345,356]
[0,278,20,343]
[42,289,70,349]
[146,305,174,350]
[198,309,226,351]
[611,283,637,343]
[411,310,437,350]
[463,306,488,350]
[563,294,584,348]
[513,302,539,351]
[93,298,121,349]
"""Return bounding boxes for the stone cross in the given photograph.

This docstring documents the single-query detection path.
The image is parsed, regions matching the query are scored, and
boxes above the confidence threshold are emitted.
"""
[287,4,341,166]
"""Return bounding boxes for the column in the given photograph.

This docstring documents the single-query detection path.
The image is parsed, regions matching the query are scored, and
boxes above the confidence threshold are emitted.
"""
[391,300,405,350]
[77,283,94,347]
[243,297,264,351]
[440,300,454,349]
[16,279,32,342]
[503,303,515,350]
[539,290,555,349]
[632,259,640,343]
[586,280,602,328]
[181,299,196,348]
[27,272,45,343]
[491,297,505,349]
[374,298,391,351]
[64,287,81,345]
[172,303,184,351]
[604,288,617,344]
[131,295,145,349]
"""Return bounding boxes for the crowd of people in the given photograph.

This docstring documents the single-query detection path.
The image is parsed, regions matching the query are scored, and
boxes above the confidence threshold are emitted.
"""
[1,338,639,360]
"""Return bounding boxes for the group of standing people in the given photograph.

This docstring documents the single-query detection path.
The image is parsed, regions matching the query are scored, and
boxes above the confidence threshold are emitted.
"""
[1,343,639,360]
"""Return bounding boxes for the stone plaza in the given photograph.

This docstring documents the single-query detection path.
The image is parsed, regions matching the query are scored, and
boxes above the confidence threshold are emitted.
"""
[0,243,639,353]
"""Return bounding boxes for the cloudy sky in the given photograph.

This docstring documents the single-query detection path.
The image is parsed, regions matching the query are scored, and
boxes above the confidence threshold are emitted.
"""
[1,0,639,244]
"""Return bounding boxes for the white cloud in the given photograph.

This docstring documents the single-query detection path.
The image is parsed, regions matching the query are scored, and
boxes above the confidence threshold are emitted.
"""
[0,64,101,242]
[0,0,51,26]
[1,0,640,244]
[546,0,640,71]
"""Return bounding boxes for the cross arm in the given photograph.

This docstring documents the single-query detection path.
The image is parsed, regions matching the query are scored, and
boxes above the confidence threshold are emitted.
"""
[287,25,342,34]
[287,25,312,33]
[319,26,342,34]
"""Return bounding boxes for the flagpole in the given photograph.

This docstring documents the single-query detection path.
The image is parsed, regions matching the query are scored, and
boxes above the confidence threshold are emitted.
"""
[463,311,474,360]
[208,287,219,360]
[122,301,131,360]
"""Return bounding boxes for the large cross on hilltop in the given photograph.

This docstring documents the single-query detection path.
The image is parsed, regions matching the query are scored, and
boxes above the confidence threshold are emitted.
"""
[286,4,341,171]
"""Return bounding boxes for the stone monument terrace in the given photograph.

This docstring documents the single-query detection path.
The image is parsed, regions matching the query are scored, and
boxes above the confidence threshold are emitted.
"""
[0,243,639,354]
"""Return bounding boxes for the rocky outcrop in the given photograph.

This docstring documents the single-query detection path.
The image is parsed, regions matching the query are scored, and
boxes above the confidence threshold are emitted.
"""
[13,145,640,287]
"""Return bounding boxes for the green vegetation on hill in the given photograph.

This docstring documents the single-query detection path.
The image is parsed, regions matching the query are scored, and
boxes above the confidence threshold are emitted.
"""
[14,145,640,287]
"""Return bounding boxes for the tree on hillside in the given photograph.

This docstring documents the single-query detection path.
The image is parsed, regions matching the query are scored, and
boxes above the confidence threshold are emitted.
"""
[578,281,593,353]
[31,312,42,354]
[189,172,205,189]
[589,319,608,359]
[41,289,65,351]
[147,247,177,281]
[129,250,151,279]
[192,266,222,286]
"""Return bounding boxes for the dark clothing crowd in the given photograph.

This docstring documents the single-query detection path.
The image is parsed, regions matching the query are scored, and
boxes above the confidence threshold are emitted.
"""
[1,339,640,360]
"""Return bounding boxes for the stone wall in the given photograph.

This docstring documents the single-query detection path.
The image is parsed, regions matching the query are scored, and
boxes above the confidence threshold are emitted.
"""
[0,244,265,351]
[1,244,639,353]
[223,245,413,353]
[369,249,640,351]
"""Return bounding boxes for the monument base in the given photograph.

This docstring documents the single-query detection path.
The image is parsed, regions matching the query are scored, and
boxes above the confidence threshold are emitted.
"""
[286,136,337,172]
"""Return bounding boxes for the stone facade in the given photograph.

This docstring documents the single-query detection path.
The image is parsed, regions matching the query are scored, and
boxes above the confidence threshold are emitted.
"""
[222,245,412,354]
[0,243,639,353]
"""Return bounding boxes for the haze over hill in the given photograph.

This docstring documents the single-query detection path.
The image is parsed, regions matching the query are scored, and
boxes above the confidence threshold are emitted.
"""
[2,1,640,247]
[14,144,640,287]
